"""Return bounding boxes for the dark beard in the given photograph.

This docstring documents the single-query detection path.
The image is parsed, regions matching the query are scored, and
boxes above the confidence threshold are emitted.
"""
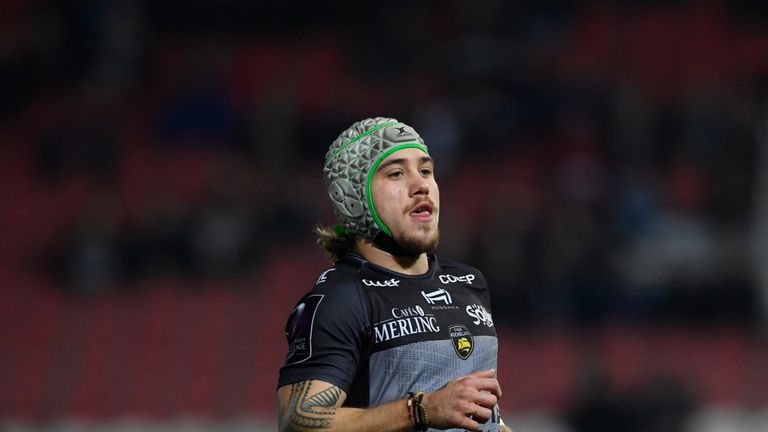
[395,227,440,256]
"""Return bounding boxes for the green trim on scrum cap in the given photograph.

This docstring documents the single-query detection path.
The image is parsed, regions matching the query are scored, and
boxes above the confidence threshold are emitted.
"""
[365,142,430,238]
[324,121,400,166]
[333,223,357,236]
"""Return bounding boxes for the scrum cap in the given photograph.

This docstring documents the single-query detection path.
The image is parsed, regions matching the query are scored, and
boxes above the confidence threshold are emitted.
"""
[323,117,429,240]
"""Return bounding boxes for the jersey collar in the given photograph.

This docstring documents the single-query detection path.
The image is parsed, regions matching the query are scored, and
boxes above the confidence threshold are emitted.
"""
[343,253,438,281]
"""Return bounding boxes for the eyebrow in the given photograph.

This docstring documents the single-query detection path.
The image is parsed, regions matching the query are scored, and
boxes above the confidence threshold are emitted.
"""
[377,155,434,171]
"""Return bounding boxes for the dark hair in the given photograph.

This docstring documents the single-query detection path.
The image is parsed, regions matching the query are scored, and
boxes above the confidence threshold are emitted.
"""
[315,224,357,263]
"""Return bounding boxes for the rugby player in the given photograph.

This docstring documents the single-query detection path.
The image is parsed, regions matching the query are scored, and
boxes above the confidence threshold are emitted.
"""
[278,117,512,431]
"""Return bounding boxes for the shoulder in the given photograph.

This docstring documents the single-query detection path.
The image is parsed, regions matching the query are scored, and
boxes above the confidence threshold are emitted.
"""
[282,259,370,366]
[293,257,370,318]
[434,256,488,289]
[309,257,363,296]
[437,256,484,275]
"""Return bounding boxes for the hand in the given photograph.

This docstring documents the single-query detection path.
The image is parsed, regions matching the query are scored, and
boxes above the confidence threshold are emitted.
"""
[421,369,502,431]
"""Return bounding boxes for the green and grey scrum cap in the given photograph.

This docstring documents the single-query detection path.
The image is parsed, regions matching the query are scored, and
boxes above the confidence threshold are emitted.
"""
[323,117,429,241]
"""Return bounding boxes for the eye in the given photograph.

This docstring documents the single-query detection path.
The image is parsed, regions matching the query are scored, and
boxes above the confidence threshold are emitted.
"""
[420,168,433,177]
[387,170,403,179]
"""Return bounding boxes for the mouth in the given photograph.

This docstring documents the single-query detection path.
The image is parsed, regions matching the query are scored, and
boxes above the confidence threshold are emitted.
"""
[409,202,435,222]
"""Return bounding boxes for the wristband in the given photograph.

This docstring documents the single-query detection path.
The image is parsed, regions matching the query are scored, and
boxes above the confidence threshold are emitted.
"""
[406,393,416,428]
[407,391,429,431]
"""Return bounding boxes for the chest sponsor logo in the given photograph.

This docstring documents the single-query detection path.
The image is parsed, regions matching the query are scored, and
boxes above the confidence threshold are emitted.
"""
[449,324,474,360]
[439,274,476,285]
[373,306,440,344]
[421,288,452,305]
[466,304,494,327]
[363,278,400,287]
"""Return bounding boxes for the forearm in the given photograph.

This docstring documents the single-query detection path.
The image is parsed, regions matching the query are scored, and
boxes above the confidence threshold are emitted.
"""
[280,398,413,432]
[279,371,506,432]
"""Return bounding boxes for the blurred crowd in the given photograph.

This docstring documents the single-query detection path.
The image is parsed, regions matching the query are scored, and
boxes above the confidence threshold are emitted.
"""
[4,1,768,430]
[3,1,768,330]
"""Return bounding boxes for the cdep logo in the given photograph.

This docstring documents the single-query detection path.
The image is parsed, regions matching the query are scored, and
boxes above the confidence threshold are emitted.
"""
[439,274,476,285]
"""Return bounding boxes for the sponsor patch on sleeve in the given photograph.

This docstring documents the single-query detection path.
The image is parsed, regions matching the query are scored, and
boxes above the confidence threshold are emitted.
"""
[284,294,324,365]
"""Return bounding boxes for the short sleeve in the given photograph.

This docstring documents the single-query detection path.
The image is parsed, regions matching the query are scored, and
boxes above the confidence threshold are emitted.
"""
[277,276,368,392]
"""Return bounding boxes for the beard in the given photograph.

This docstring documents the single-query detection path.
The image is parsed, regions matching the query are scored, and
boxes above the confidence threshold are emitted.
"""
[395,226,440,256]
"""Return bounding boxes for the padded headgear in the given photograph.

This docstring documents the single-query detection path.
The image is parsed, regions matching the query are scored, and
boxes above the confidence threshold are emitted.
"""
[323,117,429,240]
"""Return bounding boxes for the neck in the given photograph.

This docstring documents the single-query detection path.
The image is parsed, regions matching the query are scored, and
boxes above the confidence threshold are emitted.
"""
[355,238,429,275]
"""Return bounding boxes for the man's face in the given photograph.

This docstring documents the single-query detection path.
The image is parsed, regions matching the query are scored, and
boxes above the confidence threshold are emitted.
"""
[370,147,440,254]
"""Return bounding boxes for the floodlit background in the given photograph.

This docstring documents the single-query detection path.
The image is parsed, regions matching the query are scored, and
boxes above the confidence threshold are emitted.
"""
[3,1,768,431]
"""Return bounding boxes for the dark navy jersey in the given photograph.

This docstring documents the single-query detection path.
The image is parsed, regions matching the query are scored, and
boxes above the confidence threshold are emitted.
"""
[278,253,500,431]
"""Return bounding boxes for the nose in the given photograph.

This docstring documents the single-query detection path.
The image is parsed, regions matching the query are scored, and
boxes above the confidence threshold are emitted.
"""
[409,172,429,197]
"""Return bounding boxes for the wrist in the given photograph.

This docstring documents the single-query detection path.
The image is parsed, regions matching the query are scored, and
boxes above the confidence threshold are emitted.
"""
[406,391,430,431]
[405,393,416,429]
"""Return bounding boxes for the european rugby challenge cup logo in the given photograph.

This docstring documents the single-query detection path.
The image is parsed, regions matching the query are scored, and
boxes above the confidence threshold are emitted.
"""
[449,324,473,360]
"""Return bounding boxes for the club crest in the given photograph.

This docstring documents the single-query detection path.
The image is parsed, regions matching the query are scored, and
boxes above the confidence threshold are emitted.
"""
[449,324,474,360]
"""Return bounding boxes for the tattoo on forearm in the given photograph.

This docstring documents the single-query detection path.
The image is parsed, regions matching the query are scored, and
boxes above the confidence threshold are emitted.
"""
[287,381,342,429]
[302,385,342,411]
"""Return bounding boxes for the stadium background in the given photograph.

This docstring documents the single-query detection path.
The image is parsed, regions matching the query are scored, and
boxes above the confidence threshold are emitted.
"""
[3,1,768,431]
